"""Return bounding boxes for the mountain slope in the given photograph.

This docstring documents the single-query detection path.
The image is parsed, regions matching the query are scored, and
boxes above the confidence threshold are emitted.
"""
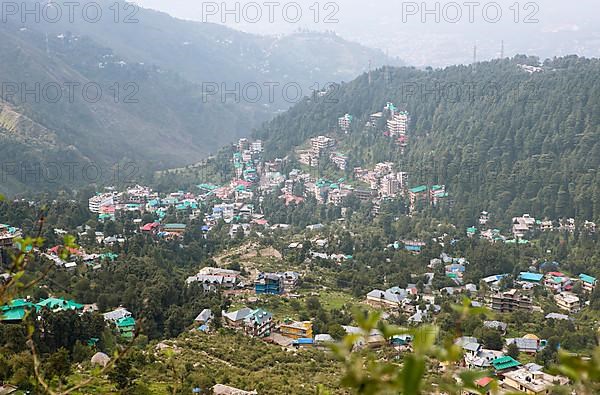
[254,56,600,224]
[18,0,400,94]
[0,1,400,194]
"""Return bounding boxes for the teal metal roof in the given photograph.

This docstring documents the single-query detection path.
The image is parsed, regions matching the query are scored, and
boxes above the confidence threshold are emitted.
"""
[518,272,543,282]
[579,273,596,284]
[491,356,521,371]
[409,185,427,193]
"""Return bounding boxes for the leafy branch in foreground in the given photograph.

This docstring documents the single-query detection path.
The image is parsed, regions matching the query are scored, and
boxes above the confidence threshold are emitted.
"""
[323,300,598,395]
[0,201,136,394]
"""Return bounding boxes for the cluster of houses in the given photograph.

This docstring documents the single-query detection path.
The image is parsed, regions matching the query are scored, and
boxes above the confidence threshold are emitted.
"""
[185,267,300,297]
[466,212,597,246]
[511,214,596,238]
[365,102,410,149]
[0,297,135,340]
[456,333,569,394]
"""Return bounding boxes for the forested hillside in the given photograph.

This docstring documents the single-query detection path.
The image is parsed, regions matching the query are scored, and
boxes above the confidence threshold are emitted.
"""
[255,55,600,226]
[0,0,399,195]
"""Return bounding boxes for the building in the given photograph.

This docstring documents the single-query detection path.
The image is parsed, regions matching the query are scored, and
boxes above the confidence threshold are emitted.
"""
[505,336,546,354]
[250,140,263,153]
[310,135,335,153]
[243,309,274,337]
[387,111,408,137]
[338,113,353,132]
[103,307,132,322]
[194,309,213,325]
[354,188,375,202]
[579,273,597,292]
[366,288,408,308]
[554,292,580,313]
[330,152,348,170]
[279,271,300,290]
[88,193,115,213]
[502,368,568,394]
[381,174,400,197]
[479,211,490,225]
[518,272,544,284]
[279,321,313,339]
[408,185,428,211]
[512,214,536,238]
[490,289,533,313]
[255,273,284,295]
[185,269,239,290]
[222,307,253,329]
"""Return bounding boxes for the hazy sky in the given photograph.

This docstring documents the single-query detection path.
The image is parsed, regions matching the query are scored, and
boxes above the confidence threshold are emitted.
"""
[133,0,600,66]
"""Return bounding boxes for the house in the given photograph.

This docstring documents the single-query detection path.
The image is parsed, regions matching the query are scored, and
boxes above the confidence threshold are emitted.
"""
[543,272,571,293]
[36,297,83,312]
[479,211,490,225]
[342,326,386,349]
[279,321,313,339]
[314,334,334,345]
[243,309,274,337]
[194,309,213,325]
[461,376,495,395]
[512,214,535,238]
[0,299,34,323]
[554,292,580,313]
[502,368,568,394]
[518,272,543,284]
[103,307,132,322]
[186,268,240,290]
[545,312,570,321]
[466,227,477,238]
[222,308,253,328]
[490,289,533,313]
[579,273,597,292]
[116,316,136,339]
[458,339,503,369]
[483,320,507,333]
[366,287,408,308]
[292,338,314,348]
[255,273,284,295]
[490,355,521,373]
[408,185,428,211]
[279,271,300,290]
[506,336,546,354]
[160,223,187,235]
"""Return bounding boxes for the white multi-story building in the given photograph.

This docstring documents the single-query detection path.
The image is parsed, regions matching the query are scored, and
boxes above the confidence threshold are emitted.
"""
[88,193,115,213]
[311,135,335,152]
[250,140,263,153]
[330,152,348,170]
[555,292,580,313]
[338,113,353,133]
[387,112,409,137]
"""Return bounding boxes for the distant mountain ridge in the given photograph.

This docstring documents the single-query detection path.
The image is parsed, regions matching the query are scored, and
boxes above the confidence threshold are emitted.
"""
[0,0,400,194]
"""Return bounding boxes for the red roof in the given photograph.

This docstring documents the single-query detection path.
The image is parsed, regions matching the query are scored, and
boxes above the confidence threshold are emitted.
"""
[141,222,160,231]
[49,246,81,256]
[252,219,269,226]
[475,377,494,387]
[234,180,252,187]
[548,271,565,277]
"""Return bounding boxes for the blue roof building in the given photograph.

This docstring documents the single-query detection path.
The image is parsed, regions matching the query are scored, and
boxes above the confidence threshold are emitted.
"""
[518,272,543,283]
